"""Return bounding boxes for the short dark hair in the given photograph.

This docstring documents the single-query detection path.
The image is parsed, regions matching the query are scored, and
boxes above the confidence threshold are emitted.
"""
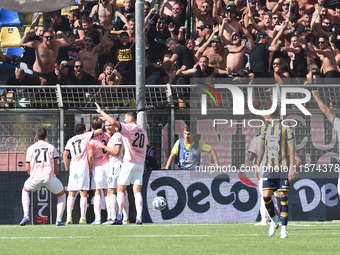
[320,35,329,44]
[91,116,103,130]
[126,111,137,121]
[148,53,159,64]
[70,9,81,19]
[82,16,93,24]
[37,128,47,140]
[120,31,129,37]
[184,126,190,132]
[75,123,86,135]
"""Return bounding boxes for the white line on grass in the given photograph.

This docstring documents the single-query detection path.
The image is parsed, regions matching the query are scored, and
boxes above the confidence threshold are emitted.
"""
[0,235,211,239]
[1,232,340,240]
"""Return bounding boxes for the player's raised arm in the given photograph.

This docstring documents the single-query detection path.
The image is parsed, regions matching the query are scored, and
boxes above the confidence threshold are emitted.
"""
[95,102,121,130]
[312,90,335,124]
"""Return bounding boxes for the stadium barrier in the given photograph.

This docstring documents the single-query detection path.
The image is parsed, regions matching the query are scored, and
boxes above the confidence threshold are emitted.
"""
[1,170,339,224]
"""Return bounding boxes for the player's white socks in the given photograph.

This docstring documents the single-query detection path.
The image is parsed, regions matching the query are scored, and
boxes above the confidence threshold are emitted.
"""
[260,198,267,222]
[80,197,87,219]
[56,193,66,222]
[67,196,75,219]
[134,192,143,219]
[105,195,111,220]
[21,189,30,217]
[116,192,125,220]
[123,191,129,221]
[112,194,117,220]
[282,225,287,232]
[94,194,101,221]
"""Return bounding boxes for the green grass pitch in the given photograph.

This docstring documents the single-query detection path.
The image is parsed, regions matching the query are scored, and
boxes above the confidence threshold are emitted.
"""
[1,222,340,255]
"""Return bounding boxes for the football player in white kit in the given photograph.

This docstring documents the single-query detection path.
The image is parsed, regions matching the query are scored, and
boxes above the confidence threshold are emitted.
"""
[88,117,111,224]
[20,128,66,226]
[95,103,148,224]
[97,120,126,224]
[63,123,103,224]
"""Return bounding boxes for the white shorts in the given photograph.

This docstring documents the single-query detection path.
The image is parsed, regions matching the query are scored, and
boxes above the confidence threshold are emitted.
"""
[118,161,144,186]
[67,166,90,191]
[24,176,64,194]
[107,163,121,189]
[90,164,109,190]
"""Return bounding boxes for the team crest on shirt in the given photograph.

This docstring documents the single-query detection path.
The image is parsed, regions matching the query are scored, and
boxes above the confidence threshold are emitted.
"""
[267,141,279,158]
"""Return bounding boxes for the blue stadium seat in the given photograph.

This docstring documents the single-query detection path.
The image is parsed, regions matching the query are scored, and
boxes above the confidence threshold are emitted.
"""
[0,9,21,27]
[6,47,23,57]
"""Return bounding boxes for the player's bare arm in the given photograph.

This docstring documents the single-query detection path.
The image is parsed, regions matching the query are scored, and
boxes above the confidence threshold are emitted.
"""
[95,102,121,130]
[312,90,335,124]
[88,148,94,170]
[97,143,121,156]
[54,158,59,175]
[93,128,104,137]
[287,139,296,182]
[255,140,265,180]
[63,150,70,171]
[25,162,31,175]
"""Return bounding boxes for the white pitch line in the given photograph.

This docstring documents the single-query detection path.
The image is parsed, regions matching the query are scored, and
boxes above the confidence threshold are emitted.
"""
[1,232,340,240]
[0,235,211,239]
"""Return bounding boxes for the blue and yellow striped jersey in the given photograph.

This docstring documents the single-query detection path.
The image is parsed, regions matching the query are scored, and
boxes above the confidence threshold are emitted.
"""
[261,120,294,171]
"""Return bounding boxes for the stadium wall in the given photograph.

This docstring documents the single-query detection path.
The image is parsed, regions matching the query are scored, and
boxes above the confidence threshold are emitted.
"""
[1,171,339,224]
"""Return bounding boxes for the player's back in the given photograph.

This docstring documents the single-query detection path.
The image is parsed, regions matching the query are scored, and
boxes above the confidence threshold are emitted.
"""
[26,140,58,181]
[65,131,93,168]
[89,133,110,168]
[120,123,148,165]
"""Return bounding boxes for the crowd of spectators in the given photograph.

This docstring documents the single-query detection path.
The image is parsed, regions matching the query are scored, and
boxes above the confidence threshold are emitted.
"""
[2,0,340,97]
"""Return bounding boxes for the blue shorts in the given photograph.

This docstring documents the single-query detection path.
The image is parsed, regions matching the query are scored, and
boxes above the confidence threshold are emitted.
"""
[263,178,289,191]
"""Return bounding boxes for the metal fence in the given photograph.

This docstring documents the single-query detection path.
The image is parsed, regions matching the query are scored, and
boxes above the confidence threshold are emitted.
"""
[0,83,339,171]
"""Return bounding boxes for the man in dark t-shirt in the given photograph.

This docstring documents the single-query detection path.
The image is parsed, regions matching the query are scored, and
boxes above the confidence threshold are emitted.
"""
[7,69,45,85]
[49,11,72,34]
[145,53,167,84]
[112,32,135,85]
[281,35,307,82]
[58,33,81,62]
[249,31,282,79]
[166,37,194,85]
[147,17,171,60]
[61,60,97,85]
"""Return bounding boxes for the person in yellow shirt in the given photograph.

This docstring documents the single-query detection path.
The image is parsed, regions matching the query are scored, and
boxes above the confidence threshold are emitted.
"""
[163,126,219,170]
